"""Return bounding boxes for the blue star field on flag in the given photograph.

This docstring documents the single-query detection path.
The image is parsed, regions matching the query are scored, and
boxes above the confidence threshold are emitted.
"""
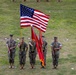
[20,4,34,18]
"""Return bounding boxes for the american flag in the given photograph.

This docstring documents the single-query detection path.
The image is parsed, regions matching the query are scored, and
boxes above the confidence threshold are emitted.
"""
[20,4,49,32]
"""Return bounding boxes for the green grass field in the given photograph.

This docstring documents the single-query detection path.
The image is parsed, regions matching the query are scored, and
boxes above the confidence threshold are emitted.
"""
[0,0,76,75]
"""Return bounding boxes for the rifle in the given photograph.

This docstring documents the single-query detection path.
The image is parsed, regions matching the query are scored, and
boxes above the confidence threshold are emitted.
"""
[52,42,58,55]
[52,46,60,56]
[8,46,11,54]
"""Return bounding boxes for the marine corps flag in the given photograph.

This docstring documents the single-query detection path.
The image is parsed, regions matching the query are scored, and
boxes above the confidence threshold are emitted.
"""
[31,26,44,66]
[39,30,44,66]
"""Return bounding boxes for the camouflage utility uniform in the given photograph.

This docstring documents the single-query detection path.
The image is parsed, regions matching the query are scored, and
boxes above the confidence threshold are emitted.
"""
[51,41,62,68]
[19,42,28,66]
[29,41,36,65]
[6,39,16,64]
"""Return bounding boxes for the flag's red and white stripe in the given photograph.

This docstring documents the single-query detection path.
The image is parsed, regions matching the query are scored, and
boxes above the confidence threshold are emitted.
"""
[20,10,49,32]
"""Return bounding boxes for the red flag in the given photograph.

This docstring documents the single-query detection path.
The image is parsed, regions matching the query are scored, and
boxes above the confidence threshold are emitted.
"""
[39,31,44,66]
[35,33,43,63]
[39,30,43,47]
[31,27,44,66]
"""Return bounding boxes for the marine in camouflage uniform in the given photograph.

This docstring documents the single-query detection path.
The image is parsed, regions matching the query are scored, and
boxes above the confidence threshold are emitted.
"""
[51,37,62,69]
[41,36,47,68]
[6,34,16,69]
[18,37,28,70]
[29,40,36,69]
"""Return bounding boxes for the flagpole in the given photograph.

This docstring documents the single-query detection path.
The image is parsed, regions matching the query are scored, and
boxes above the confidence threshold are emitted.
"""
[20,27,22,38]
[31,25,33,40]
[39,26,44,67]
